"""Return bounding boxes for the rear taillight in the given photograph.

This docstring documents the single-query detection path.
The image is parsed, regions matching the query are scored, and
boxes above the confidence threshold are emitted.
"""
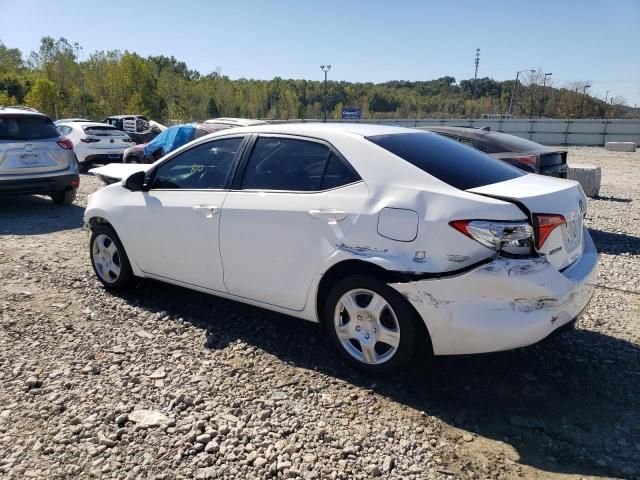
[123,137,134,143]
[532,214,566,249]
[57,138,73,150]
[450,219,534,256]
[81,137,100,143]
[512,155,538,168]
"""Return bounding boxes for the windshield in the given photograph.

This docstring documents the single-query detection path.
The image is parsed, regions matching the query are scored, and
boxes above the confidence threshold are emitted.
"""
[0,115,60,140]
[367,132,524,190]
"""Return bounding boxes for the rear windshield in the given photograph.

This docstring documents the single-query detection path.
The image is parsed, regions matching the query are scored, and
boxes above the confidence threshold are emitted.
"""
[0,115,60,140]
[367,132,524,190]
[486,132,543,152]
[83,125,124,135]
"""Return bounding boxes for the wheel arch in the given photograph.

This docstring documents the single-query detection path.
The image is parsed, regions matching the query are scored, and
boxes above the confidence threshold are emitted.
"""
[316,259,433,354]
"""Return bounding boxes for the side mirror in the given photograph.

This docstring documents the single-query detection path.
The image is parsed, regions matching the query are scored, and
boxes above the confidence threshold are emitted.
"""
[124,171,146,191]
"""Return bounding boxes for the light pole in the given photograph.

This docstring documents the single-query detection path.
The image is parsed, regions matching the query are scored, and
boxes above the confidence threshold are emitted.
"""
[605,90,610,104]
[508,69,535,115]
[472,48,480,98]
[320,65,331,123]
[580,84,591,118]
[539,72,552,118]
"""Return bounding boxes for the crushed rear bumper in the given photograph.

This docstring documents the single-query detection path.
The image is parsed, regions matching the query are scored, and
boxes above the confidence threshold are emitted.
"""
[390,228,598,355]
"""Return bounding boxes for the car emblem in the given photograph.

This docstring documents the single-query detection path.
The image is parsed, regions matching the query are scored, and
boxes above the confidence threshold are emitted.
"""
[25,144,34,153]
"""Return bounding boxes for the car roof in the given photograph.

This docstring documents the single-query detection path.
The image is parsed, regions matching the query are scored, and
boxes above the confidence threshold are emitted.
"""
[420,126,492,138]
[60,121,118,128]
[210,122,427,138]
[0,106,48,117]
[105,115,146,119]
[204,117,268,126]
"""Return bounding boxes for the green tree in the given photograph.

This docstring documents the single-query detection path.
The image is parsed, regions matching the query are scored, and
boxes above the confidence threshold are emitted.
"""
[24,77,59,116]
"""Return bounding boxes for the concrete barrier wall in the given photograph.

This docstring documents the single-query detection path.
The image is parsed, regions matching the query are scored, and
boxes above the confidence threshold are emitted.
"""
[281,118,640,147]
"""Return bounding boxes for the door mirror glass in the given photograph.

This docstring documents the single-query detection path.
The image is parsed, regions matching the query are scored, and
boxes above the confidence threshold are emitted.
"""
[124,170,146,191]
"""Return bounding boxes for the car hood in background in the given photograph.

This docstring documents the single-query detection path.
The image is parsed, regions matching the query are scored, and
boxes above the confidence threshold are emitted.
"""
[89,164,153,184]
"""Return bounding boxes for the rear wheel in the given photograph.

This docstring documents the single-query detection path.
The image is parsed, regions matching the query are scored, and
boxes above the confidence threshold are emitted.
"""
[78,162,89,173]
[90,225,133,289]
[51,189,76,205]
[324,274,419,374]
[126,155,140,164]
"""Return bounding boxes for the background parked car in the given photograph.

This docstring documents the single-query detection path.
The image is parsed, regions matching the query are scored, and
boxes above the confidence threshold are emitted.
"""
[103,115,162,144]
[57,121,134,172]
[54,118,90,125]
[420,126,568,178]
[0,106,79,204]
[203,117,268,128]
[123,123,230,164]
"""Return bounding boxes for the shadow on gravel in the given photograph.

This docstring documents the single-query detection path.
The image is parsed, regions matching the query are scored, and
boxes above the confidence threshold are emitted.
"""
[111,278,640,479]
[594,195,632,203]
[589,228,640,255]
[0,195,84,235]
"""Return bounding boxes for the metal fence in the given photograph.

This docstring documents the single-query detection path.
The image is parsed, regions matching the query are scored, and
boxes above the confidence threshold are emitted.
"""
[282,118,640,146]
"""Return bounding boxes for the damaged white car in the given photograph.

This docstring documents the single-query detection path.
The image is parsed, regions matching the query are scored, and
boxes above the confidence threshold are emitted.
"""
[85,123,597,374]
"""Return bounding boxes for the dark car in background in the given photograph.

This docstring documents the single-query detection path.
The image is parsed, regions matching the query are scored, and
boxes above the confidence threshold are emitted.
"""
[419,126,568,178]
[103,115,162,145]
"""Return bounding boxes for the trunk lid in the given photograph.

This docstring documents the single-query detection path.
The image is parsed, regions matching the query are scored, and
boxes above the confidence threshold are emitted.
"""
[82,125,132,150]
[0,139,71,174]
[468,174,587,270]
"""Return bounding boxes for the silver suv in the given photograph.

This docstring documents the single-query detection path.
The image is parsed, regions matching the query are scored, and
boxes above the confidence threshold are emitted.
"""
[0,106,79,204]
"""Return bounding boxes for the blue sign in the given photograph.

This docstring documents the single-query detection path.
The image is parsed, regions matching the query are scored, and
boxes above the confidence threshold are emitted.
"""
[341,107,362,120]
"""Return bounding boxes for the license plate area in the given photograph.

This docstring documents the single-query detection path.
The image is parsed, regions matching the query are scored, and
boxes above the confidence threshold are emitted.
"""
[108,153,121,159]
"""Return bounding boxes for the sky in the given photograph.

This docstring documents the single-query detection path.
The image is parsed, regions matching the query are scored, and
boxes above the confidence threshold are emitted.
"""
[1,0,639,106]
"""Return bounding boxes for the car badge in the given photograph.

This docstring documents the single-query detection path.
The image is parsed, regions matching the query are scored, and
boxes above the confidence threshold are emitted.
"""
[25,144,34,153]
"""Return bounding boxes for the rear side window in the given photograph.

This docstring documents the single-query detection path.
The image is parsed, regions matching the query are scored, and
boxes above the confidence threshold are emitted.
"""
[242,138,326,191]
[367,132,524,190]
[0,115,60,140]
[321,153,360,190]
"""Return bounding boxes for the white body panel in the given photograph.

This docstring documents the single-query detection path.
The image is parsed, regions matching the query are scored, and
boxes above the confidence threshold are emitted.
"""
[84,123,597,356]
[59,122,131,163]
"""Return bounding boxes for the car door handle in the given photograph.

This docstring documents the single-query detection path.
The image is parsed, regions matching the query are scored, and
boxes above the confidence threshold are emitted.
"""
[192,205,219,218]
[308,209,347,222]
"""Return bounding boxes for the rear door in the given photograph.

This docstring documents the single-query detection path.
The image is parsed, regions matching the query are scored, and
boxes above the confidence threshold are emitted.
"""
[0,114,70,175]
[219,135,366,310]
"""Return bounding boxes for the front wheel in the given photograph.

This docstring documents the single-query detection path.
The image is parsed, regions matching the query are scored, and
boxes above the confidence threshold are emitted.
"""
[90,225,133,289]
[324,275,420,374]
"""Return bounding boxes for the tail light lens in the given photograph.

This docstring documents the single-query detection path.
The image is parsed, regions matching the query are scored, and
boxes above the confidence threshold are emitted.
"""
[57,138,74,150]
[512,155,538,169]
[450,220,534,255]
[81,137,100,143]
[532,214,566,249]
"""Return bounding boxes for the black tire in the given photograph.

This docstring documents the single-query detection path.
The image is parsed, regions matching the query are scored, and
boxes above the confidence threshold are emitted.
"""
[51,189,76,205]
[126,155,139,164]
[89,224,133,289]
[323,274,420,375]
[78,162,89,173]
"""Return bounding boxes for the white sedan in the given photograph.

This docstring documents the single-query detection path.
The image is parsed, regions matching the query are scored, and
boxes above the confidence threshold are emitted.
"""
[57,121,134,172]
[85,123,597,374]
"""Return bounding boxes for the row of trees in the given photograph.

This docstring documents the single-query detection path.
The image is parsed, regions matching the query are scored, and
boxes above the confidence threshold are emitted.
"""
[0,37,634,123]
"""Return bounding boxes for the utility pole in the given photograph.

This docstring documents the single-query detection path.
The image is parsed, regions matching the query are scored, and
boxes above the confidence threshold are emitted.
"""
[580,84,591,118]
[605,90,610,104]
[472,48,480,98]
[508,69,534,115]
[320,65,331,123]
[539,72,552,118]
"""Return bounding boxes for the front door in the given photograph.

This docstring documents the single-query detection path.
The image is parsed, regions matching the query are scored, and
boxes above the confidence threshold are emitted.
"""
[125,136,245,292]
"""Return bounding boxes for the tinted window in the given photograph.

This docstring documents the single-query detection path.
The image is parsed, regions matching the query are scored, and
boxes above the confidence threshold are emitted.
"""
[487,132,543,152]
[83,125,125,136]
[0,115,60,140]
[321,153,359,190]
[242,137,330,191]
[151,137,243,190]
[367,132,524,190]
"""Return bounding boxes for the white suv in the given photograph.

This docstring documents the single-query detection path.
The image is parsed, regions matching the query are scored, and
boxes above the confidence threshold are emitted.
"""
[0,106,79,204]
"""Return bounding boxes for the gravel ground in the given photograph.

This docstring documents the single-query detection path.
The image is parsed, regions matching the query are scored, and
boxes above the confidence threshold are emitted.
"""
[1,147,639,480]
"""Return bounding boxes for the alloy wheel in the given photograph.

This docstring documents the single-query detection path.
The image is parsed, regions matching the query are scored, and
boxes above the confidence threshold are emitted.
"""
[92,234,122,284]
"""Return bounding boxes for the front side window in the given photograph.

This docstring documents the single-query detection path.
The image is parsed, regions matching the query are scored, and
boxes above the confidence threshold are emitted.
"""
[151,137,243,190]
[367,132,524,191]
[241,137,360,191]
